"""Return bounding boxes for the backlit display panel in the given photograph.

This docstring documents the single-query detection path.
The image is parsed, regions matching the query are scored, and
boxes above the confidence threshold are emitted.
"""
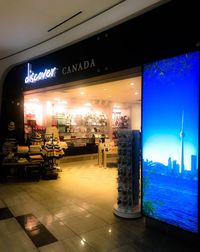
[142,51,199,233]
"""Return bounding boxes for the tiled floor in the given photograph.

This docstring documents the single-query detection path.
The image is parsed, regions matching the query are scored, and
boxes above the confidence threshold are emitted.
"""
[0,159,199,251]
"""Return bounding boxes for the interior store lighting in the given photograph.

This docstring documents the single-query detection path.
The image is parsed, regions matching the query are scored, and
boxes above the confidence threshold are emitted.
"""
[46,101,53,115]
[29,98,39,102]
[54,104,67,114]
[73,107,90,116]
[84,102,92,106]
[24,101,43,125]
[58,100,67,104]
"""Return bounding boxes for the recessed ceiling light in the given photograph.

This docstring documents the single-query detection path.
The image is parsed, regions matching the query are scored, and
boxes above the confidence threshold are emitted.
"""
[80,91,85,95]
[84,103,91,106]
[130,82,134,86]
[103,88,107,91]
[113,104,120,108]
[29,98,39,102]
[134,92,139,95]
[59,100,67,104]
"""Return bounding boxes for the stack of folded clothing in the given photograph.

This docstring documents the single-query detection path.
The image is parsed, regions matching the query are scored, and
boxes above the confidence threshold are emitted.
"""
[29,155,43,161]
[17,145,29,154]
[30,132,43,146]
[42,143,64,158]
[29,145,41,154]
[2,138,17,154]
[17,158,28,163]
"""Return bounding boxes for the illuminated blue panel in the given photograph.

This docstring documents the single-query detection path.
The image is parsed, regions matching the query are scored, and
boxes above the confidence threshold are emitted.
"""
[142,51,199,233]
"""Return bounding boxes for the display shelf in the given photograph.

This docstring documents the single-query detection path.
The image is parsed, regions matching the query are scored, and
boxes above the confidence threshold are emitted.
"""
[64,137,95,147]
[113,129,141,218]
[57,112,108,147]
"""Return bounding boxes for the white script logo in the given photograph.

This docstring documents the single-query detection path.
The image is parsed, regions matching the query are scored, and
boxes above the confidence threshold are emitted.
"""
[25,63,57,84]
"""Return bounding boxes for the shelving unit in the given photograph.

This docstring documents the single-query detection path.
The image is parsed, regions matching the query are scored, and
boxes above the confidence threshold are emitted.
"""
[112,111,130,144]
[113,129,141,218]
[57,112,108,148]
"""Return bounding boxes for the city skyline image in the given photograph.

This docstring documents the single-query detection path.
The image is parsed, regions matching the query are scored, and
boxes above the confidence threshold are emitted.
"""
[142,51,199,233]
[143,52,199,170]
[180,110,185,173]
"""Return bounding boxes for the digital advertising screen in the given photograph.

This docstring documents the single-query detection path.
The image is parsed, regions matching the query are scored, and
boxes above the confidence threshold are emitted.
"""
[142,51,199,233]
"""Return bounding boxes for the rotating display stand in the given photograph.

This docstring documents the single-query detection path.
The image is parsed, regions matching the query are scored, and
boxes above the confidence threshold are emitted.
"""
[113,129,141,218]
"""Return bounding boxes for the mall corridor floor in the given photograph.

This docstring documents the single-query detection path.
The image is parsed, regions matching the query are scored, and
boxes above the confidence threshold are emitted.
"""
[0,160,199,251]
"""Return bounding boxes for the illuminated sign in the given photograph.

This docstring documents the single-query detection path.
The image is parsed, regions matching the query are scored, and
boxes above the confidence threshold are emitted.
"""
[142,51,199,233]
[25,63,57,84]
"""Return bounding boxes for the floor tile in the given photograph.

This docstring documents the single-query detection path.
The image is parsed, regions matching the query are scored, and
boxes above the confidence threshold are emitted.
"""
[48,203,87,220]
[91,207,120,224]
[0,229,37,252]
[113,217,146,239]
[45,219,76,240]
[0,207,13,220]
[9,201,44,217]
[16,213,58,248]
[108,244,138,252]
[1,159,198,252]
[0,199,5,208]
[32,207,57,226]
[0,218,22,235]
[129,228,199,252]
[81,223,136,252]
[39,237,96,252]
[71,199,99,212]
[80,226,119,252]
[62,212,107,235]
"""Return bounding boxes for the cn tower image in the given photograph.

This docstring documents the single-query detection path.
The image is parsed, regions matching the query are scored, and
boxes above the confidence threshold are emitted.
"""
[180,110,185,173]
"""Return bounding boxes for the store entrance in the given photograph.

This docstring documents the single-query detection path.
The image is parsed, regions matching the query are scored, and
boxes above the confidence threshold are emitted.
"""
[23,69,141,167]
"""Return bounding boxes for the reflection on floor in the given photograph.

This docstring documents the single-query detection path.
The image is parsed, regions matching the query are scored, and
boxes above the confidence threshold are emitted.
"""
[0,159,199,251]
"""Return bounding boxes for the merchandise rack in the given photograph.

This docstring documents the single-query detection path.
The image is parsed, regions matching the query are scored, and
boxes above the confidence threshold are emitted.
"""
[113,129,141,218]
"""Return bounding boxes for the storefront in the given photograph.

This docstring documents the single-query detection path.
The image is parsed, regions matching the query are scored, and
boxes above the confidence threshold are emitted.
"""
[22,69,141,156]
[1,1,199,146]
[0,0,199,239]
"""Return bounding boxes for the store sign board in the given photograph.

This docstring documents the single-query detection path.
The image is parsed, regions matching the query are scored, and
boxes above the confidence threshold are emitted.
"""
[25,63,57,84]
[142,51,199,233]
[61,58,96,75]
[24,59,96,86]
